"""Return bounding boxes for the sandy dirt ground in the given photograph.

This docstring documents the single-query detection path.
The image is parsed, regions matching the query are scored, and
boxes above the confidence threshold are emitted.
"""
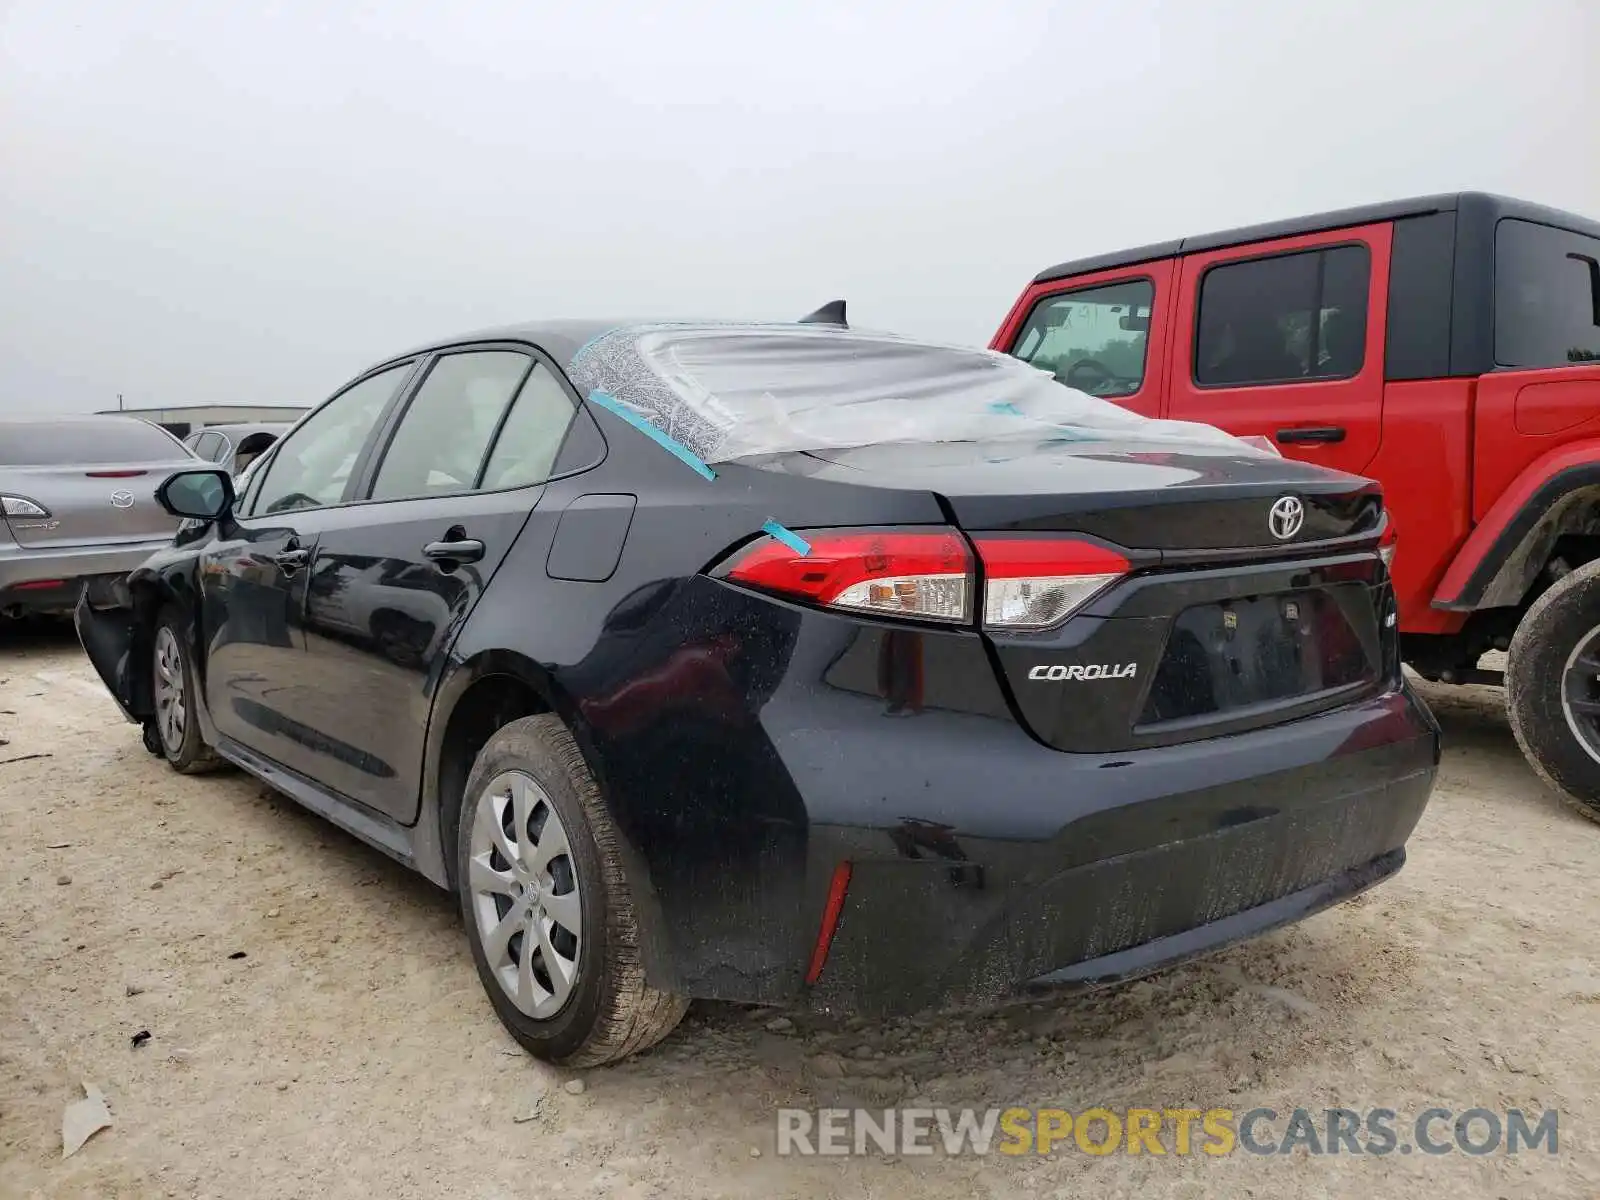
[3,621,1598,1199]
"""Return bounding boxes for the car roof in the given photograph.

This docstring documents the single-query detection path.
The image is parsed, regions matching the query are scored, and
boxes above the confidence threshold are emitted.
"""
[1031,191,1600,283]
[374,319,639,374]
[199,422,292,436]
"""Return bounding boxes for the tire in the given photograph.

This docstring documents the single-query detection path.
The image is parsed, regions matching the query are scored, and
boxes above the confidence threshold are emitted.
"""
[1507,559,1600,823]
[456,714,688,1066]
[150,607,223,775]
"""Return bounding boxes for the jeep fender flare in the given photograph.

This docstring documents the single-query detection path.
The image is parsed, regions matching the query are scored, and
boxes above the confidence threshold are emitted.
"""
[1434,440,1600,611]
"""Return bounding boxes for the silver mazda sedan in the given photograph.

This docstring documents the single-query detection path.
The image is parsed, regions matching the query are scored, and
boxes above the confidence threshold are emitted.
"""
[1,416,196,618]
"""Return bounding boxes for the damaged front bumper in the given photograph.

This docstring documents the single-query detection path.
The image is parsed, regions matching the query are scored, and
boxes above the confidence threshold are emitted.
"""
[74,586,153,725]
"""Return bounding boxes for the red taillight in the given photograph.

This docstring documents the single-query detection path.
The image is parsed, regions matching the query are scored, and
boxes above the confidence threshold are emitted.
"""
[721,528,972,623]
[15,579,65,590]
[85,470,148,478]
[973,536,1132,630]
[805,861,853,985]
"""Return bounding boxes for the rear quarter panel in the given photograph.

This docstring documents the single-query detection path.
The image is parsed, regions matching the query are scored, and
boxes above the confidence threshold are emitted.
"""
[1472,365,1600,521]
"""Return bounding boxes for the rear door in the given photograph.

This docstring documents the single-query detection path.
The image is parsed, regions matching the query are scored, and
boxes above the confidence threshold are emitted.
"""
[297,346,584,823]
[0,419,194,549]
[994,262,1174,418]
[1165,222,1392,476]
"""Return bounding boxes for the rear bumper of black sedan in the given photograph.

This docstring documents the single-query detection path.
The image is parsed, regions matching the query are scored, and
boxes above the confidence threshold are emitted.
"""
[797,689,1436,1017]
[623,661,1439,1017]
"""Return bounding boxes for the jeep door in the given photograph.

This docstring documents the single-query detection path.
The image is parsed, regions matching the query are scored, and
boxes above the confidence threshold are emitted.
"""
[1164,222,1392,476]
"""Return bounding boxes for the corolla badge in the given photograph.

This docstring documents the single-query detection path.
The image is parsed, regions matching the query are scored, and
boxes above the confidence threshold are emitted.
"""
[1028,663,1137,682]
[1268,495,1304,540]
[110,491,135,509]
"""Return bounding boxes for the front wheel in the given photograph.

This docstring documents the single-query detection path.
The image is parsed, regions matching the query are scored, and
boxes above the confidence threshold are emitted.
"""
[151,609,223,775]
[1507,559,1600,823]
[456,715,688,1066]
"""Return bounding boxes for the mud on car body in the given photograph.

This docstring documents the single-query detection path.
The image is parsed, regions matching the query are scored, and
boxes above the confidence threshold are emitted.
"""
[77,313,1441,1066]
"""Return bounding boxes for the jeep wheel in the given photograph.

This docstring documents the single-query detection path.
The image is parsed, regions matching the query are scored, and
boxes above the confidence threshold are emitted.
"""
[1507,559,1600,823]
[456,714,688,1066]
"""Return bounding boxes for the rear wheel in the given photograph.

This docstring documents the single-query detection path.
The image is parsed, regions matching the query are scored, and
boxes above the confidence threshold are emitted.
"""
[456,715,688,1066]
[1507,560,1600,823]
[151,610,222,774]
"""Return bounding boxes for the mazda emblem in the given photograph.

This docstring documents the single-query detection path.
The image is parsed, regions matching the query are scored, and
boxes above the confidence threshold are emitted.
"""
[110,490,136,509]
[1268,495,1304,540]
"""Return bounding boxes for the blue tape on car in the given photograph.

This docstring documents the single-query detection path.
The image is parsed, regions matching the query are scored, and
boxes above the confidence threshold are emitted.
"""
[761,519,810,556]
[587,390,716,481]
[989,400,1024,416]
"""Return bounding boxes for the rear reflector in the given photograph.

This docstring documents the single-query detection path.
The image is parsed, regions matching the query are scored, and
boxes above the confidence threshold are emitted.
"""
[85,470,148,478]
[721,528,972,622]
[805,861,853,985]
[15,579,65,591]
[974,536,1131,630]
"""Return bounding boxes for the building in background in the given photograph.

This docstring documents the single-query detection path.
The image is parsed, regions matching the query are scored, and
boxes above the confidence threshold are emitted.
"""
[95,404,306,438]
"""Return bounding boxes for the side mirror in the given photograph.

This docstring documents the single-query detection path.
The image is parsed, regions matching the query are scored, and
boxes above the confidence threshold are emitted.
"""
[156,469,235,520]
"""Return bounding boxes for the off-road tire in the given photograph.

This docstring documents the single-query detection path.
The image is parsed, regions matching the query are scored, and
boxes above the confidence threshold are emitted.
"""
[151,606,224,775]
[1507,559,1600,824]
[456,714,688,1066]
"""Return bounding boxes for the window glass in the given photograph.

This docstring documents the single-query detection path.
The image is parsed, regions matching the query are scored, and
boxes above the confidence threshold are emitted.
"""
[1195,245,1370,386]
[191,432,221,460]
[1496,219,1600,368]
[479,363,578,489]
[1010,279,1154,398]
[251,363,412,516]
[369,351,531,500]
[0,418,189,466]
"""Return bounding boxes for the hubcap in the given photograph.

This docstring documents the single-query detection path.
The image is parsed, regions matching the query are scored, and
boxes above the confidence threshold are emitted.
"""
[1562,627,1600,766]
[153,626,186,755]
[467,770,582,1019]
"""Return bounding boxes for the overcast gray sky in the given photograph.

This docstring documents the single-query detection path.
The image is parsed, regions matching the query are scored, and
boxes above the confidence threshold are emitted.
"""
[2,0,1595,416]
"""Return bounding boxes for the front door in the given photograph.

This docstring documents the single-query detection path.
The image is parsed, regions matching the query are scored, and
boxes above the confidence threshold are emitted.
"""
[200,360,419,776]
[1165,222,1392,476]
[293,349,584,822]
[996,263,1175,419]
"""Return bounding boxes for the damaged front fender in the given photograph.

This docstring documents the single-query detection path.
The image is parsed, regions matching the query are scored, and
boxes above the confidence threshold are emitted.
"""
[75,587,153,725]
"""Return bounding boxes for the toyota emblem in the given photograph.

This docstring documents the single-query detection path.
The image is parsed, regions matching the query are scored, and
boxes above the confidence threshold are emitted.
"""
[110,490,136,509]
[1268,495,1304,540]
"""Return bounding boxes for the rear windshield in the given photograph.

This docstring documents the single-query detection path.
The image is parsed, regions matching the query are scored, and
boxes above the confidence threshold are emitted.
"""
[0,419,189,466]
[568,324,1248,466]
[1496,219,1600,368]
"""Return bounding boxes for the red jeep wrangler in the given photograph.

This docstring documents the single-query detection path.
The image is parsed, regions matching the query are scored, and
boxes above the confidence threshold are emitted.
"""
[993,192,1600,817]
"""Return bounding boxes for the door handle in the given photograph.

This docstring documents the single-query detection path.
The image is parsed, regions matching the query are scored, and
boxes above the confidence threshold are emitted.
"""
[423,538,486,565]
[1275,426,1346,445]
[273,547,309,571]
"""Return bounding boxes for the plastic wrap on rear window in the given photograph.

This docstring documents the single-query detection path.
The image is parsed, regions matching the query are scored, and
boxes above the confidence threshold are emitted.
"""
[568,324,1257,467]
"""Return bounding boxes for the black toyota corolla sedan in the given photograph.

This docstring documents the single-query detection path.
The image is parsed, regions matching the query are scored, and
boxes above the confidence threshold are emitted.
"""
[76,313,1440,1066]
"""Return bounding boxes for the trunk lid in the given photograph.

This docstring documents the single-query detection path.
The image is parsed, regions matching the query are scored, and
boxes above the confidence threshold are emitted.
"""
[1,462,193,547]
[785,438,1383,551]
[762,439,1393,750]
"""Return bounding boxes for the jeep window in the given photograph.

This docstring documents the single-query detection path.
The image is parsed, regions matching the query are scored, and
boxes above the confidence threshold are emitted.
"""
[1495,219,1600,368]
[1010,279,1154,398]
[369,350,532,501]
[251,363,413,516]
[1195,244,1370,387]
